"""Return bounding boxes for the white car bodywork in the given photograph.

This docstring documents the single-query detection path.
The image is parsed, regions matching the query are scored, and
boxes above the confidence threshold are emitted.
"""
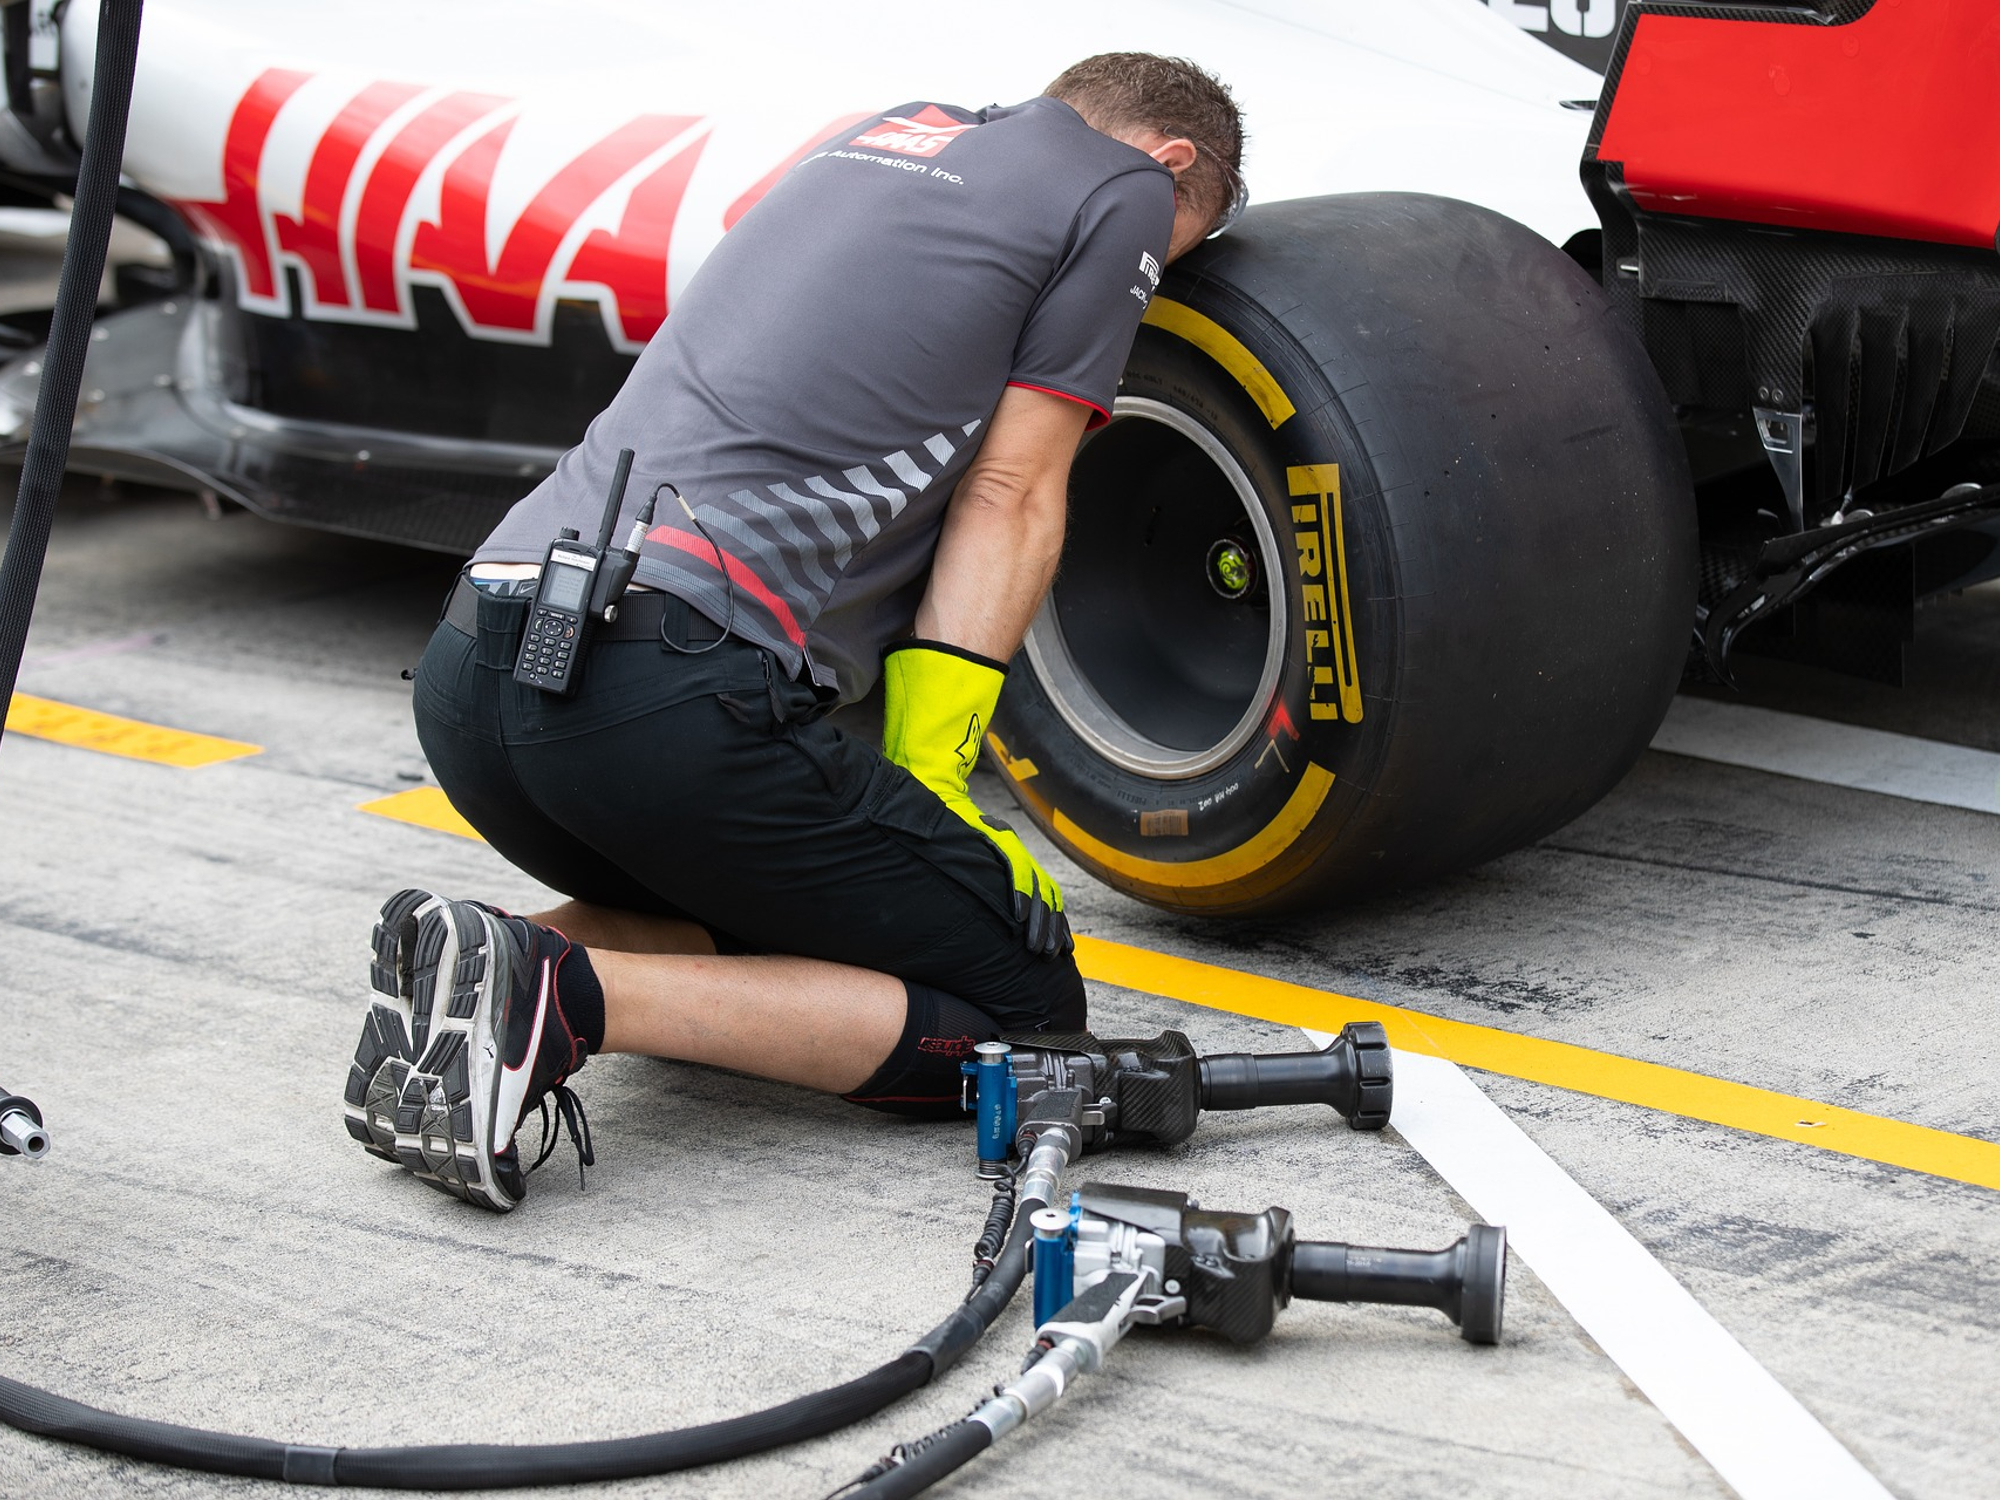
[48,0,1601,357]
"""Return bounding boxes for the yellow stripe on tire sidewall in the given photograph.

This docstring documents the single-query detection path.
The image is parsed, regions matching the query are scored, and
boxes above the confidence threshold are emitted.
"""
[1142,297,1295,429]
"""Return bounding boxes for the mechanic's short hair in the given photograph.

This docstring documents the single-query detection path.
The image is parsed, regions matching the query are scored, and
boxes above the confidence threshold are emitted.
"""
[1044,53,1244,228]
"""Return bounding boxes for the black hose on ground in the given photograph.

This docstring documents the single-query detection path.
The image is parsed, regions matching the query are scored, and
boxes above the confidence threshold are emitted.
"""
[961,1205,1036,1328]
[967,1163,1017,1289]
[0,0,143,744]
[0,1358,934,1489]
[0,1195,1043,1488]
[0,1136,1048,1488]
[841,1421,992,1500]
[823,1200,1044,1500]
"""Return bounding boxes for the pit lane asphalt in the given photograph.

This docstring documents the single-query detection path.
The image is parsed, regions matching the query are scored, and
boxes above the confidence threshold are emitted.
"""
[1,480,1994,1500]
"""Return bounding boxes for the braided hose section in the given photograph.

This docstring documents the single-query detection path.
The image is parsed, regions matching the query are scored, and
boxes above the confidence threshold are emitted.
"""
[0,0,143,734]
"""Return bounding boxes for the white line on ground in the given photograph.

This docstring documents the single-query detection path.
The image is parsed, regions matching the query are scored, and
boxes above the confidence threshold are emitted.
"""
[1651,695,2000,815]
[1304,1034,1892,1500]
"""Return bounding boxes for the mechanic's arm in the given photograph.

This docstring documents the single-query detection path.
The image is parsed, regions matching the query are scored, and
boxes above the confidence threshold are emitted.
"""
[914,383,1090,658]
[883,384,1090,959]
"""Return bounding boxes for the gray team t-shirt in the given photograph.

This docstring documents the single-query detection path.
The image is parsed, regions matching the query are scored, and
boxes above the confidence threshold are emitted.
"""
[475,95,1175,702]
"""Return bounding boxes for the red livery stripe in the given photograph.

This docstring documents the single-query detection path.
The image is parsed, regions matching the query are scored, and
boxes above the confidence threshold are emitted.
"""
[171,68,313,301]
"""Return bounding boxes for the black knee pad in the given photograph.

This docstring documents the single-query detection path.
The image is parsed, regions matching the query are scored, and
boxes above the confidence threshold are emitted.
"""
[965,957,1089,1037]
[1019,961,1088,1034]
[843,982,1007,1120]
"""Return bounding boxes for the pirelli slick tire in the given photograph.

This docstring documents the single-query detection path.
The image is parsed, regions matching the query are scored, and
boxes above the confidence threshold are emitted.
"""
[989,192,1695,916]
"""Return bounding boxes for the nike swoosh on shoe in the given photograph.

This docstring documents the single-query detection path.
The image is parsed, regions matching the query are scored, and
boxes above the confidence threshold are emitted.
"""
[490,957,551,1155]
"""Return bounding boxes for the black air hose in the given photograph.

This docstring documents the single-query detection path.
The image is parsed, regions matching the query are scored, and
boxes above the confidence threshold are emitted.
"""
[0,0,142,729]
[826,1226,1038,1500]
[839,1420,991,1500]
[0,1190,1047,1488]
[0,1358,934,1489]
[961,1204,1036,1327]
[967,1163,1017,1287]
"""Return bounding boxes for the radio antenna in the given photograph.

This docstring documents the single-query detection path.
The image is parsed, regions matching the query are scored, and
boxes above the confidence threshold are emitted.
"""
[594,447,637,554]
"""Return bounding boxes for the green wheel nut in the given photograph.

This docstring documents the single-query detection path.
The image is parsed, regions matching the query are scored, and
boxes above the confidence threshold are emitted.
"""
[1206,538,1256,600]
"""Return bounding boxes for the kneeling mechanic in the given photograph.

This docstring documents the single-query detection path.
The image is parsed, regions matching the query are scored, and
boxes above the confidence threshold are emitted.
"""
[344,54,1248,1211]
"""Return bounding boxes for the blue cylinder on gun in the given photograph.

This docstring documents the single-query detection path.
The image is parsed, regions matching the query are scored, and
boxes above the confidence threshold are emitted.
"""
[961,1041,1018,1179]
[1030,1205,1077,1328]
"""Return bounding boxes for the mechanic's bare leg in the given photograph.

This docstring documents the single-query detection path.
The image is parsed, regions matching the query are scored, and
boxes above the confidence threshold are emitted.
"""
[526,899,717,956]
[589,949,903,1094]
[530,907,902,1090]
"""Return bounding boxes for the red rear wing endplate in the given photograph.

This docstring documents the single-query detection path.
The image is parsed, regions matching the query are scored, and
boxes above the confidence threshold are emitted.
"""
[1592,1,2000,250]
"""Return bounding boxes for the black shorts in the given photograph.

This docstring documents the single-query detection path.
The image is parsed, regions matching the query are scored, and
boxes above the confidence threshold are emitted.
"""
[410,584,1085,1034]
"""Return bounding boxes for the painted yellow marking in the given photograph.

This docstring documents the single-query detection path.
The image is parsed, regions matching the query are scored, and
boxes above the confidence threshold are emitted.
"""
[357,775,1995,1188]
[1075,936,2000,1193]
[1287,465,1363,724]
[1143,297,1296,429]
[985,732,1039,781]
[1051,764,1335,891]
[357,786,485,842]
[4,692,261,768]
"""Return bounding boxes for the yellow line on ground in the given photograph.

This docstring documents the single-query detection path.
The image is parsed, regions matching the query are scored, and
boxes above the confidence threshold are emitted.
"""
[357,786,485,841]
[5,692,261,768]
[1075,935,2000,1194]
[347,789,1997,1193]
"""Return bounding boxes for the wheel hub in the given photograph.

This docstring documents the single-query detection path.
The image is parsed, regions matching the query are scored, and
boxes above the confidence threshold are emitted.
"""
[1206,538,1257,601]
[1022,398,1287,782]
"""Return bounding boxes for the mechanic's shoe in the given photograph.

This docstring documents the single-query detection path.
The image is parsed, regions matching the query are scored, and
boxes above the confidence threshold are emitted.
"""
[343,887,447,1161]
[393,903,594,1212]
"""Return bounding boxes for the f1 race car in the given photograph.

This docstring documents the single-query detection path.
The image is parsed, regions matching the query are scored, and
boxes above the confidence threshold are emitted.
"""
[1,0,1995,916]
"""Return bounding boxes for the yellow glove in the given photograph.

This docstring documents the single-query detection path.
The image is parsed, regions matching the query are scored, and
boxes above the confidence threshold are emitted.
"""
[880,640,1072,960]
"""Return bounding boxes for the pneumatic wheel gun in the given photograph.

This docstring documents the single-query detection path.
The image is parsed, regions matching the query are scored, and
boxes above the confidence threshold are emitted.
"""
[1038,1181,1507,1346]
[963,1021,1391,1176]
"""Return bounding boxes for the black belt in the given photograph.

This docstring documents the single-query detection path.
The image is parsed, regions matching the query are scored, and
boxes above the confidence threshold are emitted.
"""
[443,574,729,646]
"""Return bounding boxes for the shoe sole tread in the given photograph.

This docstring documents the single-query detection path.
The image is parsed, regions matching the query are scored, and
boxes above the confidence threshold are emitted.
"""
[346,889,439,1164]
[396,906,520,1213]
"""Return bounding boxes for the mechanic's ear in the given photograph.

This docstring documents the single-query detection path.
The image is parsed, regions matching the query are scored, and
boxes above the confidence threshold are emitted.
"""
[1146,136,1197,177]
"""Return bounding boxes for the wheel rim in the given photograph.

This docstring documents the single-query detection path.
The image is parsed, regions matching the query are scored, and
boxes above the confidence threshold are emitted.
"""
[1023,397,1288,782]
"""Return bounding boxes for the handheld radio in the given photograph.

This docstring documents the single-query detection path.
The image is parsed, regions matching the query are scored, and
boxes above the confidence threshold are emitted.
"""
[514,447,650,696]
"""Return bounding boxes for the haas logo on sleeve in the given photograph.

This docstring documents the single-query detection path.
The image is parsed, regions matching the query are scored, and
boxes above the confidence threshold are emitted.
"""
[851,105,979,158]
[1132,249,1163,307]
